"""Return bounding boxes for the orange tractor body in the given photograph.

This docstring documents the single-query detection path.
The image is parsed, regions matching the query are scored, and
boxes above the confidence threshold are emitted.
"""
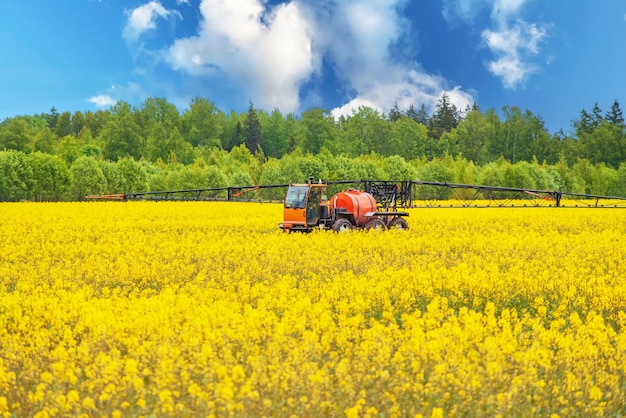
[279,180,408,232]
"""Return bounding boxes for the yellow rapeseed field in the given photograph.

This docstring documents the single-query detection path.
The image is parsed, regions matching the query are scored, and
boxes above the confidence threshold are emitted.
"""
[1,201,626,417]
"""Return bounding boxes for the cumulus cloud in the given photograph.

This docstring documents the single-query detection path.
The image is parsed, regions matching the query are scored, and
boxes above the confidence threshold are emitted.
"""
[123,1,179,42]
[482,20,546,88]
[166,0,315,113]
[88,95,116,107]
[305,0,472,118]
[444,0,549,89]
[162,0,472,116]
[88,83,147,108]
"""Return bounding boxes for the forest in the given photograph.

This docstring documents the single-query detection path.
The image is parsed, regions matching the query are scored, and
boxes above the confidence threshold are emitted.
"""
[0,94,625,201]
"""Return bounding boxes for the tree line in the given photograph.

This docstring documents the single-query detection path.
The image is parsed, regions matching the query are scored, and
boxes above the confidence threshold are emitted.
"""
[0,95,625,201]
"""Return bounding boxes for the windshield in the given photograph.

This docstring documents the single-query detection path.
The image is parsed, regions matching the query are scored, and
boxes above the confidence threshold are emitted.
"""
[284,186,309,209]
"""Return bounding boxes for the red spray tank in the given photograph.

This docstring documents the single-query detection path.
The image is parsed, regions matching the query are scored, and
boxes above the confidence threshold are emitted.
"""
[330,189,377,227]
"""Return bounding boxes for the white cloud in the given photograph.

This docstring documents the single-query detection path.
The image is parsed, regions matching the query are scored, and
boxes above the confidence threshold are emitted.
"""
[482,19,547,89]
[305,0,472,118]
[88,83,147,108]
[166,0,315,113]
[442,0,488,23]
[161,0,474,116]
[331,70,473,120]
[443,0,549,89]
[88,95,116,107]
[123,1,179,42]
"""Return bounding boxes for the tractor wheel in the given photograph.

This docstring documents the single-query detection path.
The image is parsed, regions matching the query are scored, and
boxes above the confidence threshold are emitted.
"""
[332,218,353,232]
[364,218,386,231]
[388,217,408,230]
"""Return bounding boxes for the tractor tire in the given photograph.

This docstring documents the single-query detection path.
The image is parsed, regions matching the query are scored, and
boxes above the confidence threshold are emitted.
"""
[388,217,408,230]
[332,218,353,232]
[364,218,386,231]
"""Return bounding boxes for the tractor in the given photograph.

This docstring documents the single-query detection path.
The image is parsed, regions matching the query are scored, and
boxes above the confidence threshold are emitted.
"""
[279,178,409,232]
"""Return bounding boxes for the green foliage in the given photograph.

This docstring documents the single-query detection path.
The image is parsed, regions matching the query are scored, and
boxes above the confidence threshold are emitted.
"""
[69,156,107,200]
[608,163,626,196]
[98,160,125,194]
[418,157,455,182]
[0,150,34,201]
[1,96,625,201]
[28,152,71,201]
[300,108,337,155]
[228,170,254,187]
[205,165,228,188]
[0,118,32,152]
[117,157,149,193]
[182,97,224,148]
[101,101,143,161]
[476,162,505,187]
[416,157,455,199]
[57,135,82,165]
[33,127,58,154]
[380,155,417,180]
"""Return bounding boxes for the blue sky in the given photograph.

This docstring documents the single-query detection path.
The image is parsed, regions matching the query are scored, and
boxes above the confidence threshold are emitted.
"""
[0,0,624,135]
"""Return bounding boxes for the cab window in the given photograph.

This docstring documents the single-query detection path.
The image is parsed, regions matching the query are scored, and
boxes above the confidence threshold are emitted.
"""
[285,186,309,209]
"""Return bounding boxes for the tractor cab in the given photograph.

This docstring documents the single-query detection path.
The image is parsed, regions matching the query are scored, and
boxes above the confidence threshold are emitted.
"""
[279,180,329,232]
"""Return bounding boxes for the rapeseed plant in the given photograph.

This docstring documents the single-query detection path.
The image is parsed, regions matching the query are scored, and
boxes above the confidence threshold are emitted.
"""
[0,202,625,416]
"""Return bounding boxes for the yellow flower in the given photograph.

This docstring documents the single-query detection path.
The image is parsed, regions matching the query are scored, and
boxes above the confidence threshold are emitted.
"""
[589,386,603,401]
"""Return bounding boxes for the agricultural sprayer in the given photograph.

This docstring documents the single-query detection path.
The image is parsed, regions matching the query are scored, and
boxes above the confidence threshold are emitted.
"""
[87,179,626,231]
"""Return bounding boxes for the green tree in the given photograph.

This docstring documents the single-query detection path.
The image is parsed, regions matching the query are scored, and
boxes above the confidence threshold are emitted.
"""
[84,110,109,139]
[182,97,223,148]
[261,109,289,158]
[47,107,59,130]
[605,100,624,126]
[139,97,182,138]
[406,104,429,126]
[0,118,32,152]
[101,101,143,161]
[583,122,623,168]
[70,156,107,200]
[117,157,148,192]
[590,103,604,128]
[0,150,34,201]
[453,109,490,163]
[221,111,245,151]
[608,163,626,196]
[28,152,71,201]
[429,93,459,139]
[98,160,125,194]
[71,111,86,136]
[169,127,195,165]
[244,101,263,153]
[57,135,83,165]
[300,108,337,155]
[55,112,72,137]
[381,155,416,180]
[389,117,428,160]
[343,107,389,155]
[388,101,403,122]
[33,127,58,154]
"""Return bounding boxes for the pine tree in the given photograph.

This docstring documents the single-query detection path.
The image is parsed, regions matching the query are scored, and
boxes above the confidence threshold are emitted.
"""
[244,100,262,153]
[405,104,418,123]
[416,104,430,126]
[430,93,459,139]
[590,103,603,128]
[388,101,403,122]
[605,99,624,126]
[48,107,59,130]
[576,108,594,136]
[406,104,429,125]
